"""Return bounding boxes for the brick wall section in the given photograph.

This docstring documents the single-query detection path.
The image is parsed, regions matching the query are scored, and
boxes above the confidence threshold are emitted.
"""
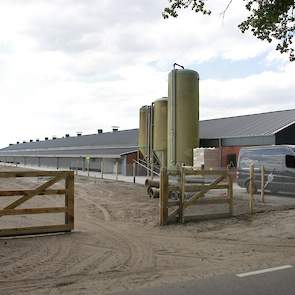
[126,152,138,164]
[125,152,146,176]
[220,146,241,167]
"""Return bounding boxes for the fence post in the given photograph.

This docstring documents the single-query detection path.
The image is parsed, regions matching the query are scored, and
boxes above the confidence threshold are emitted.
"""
[87,157,90,177]
[160,167,168,226]
[75,160,78,176]
[116,160,119,181]
[133,162,136,183]
[249,164,254,214]
[261,165,265,203]
[101,159,104,179]
[82,158,85,171]
[179,165,185,223]
[65,171,75,231]
[227,168,234,216]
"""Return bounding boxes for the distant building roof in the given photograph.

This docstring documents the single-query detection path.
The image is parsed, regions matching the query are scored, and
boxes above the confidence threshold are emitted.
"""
[199,109,295,139]
[1,129,138,151]
[0,129,138,157]
[1,109,295,157]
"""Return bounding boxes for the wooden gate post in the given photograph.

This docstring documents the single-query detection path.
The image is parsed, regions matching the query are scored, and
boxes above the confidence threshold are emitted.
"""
[227,169,234,216]
[261,165,265,203]
[65,172,75,231]
[179,166,185,223]
[249,164,254,214]
[160,167,168,226]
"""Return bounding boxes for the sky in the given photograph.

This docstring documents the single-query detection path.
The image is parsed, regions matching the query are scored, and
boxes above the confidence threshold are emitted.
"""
[0,0,294,148]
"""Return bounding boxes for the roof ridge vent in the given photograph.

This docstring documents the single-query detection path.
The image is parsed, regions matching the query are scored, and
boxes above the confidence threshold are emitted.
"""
[112,126,119,132]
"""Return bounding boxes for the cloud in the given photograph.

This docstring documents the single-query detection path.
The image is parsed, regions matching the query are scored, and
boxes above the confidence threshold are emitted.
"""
[201,62,295,119]
[0,0,294,147]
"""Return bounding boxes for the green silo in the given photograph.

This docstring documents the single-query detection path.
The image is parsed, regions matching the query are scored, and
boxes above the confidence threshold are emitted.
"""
[167,69,199,169]
[138,105,150,158]
[152,97,168,167]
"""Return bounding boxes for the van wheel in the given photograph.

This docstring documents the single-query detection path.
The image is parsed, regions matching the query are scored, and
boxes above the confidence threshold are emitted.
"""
[246,181,257,194]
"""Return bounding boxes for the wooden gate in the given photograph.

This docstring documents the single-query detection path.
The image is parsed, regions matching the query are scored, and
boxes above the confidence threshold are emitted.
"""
[160,166,233,225]
[0,171,74,237]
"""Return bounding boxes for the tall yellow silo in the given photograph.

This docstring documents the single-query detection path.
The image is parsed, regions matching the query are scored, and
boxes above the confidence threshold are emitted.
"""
[167,69,199,169]
[152,97,168,167]
[138,105,150,158]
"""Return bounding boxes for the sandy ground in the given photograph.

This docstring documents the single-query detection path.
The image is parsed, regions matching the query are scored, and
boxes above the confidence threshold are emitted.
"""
[1,166,295,295]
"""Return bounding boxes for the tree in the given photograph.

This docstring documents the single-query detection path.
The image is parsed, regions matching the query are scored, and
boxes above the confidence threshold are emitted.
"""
[162,0,295,61]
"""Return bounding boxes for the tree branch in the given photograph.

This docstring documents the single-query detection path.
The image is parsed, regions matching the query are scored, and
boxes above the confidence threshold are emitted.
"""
[219,0,233,20]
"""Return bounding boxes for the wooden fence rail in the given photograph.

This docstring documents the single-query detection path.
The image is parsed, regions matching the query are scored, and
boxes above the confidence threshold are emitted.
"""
[160,166,233,225]
[0,170,74,237]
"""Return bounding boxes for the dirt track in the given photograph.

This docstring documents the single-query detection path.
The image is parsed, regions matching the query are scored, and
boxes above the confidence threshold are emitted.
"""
[1,167,295,295]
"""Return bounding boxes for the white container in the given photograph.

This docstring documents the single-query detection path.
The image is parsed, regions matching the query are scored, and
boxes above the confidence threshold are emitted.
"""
[193,148,220,169]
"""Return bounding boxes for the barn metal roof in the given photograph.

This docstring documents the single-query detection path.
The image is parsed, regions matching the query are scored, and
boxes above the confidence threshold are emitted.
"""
[0,129,138,157]
[1,129,138,150]
[1,109,295,157]
[199,109,295,139]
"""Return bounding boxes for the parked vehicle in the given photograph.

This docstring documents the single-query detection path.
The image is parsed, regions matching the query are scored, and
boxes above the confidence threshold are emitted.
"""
[237,145,295,194]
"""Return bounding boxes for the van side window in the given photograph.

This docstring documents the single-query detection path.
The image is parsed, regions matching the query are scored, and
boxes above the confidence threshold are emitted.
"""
[286,155,295,168]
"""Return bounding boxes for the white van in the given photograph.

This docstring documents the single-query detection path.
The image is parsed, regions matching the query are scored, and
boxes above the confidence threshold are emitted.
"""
[237,145,295,194]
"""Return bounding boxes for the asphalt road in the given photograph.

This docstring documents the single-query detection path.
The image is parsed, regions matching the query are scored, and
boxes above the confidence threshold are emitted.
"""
[111,265,295,295]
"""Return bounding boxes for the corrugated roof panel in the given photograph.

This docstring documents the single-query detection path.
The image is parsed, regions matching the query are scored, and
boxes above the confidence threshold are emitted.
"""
[1,129,138,151]
[1,109,295,157]
[199,109,295,139]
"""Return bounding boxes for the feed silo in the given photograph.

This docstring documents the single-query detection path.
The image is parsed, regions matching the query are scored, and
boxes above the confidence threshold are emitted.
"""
[138,105,151,159]
[152,97,168,167]
[167,68,199,169]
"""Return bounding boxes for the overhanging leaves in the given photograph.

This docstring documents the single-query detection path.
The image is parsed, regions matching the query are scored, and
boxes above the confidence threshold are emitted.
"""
[163,0,295,61]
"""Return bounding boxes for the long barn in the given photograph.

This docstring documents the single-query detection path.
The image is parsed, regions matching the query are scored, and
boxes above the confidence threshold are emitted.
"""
[0,129,139,176]
[0,109,295,173]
